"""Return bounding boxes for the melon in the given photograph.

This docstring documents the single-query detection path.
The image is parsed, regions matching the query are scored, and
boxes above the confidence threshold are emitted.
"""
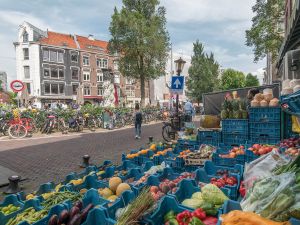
[99,187,113,199]
[116,183,131,196]
[109,177,122,192]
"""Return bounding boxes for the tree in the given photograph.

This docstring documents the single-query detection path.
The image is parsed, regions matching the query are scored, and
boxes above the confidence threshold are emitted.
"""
[245,73,260,87]
[108,0,170,106]
[0,80,2,92]
[246,0,285,62]
[220,69,245,90]
[186,41,219,104]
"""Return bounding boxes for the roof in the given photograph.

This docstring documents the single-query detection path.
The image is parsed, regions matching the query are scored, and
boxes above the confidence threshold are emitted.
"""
[40,31,78,49]
[76,35,108,53]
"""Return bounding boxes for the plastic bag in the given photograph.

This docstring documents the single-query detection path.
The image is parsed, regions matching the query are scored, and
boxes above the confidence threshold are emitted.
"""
[241,172,295,215]
[243,150,289,191]
[292,115,300,133]
[199,115,220,128]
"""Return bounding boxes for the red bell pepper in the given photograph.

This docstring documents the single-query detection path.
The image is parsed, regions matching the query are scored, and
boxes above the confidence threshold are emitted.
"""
[192,208,206,220]
[202,216,218,225]
[176,210,192,224]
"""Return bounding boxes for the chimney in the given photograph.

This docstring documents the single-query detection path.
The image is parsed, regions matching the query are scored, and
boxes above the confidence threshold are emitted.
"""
[88,34,94,41]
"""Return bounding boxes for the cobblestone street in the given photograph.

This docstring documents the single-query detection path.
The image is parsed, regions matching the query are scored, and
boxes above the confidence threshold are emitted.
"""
[0,123,163,196]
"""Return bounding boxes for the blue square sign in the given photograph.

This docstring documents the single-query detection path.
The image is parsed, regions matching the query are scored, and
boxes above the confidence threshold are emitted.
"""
[171,76,184,94]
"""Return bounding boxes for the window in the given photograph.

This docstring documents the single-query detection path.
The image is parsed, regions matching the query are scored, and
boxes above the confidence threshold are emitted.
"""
[58,68,64,79]
[97,71,103,82]
[43,49,49,61]
[71,68,79,80]
[58,51,64,63]
[97,58,108,68]
[84,85,91,95]
[83,71,90,81]
[23,31,28,42]
[113,61,119,70]
[50,50,57,62]
[25,83,31,94]
[51,68,58,78]
[83,56,89,66]
[44,83,65,95]
[24,66,30,79]
[97,85,104,96]
[23,48,29,60]
[126,78,134,85]
[71,53,78,62]
[125,86,135,97]
[44,68,50,77]
[72,84,79,95]
[102,59,108,68]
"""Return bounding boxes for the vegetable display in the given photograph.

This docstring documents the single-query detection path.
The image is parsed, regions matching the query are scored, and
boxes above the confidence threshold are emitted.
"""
[6,207,48,225]
[41,191,82,210]
[248,144,277,156]
[219,146,245,159]
[210,175,237,188]
[0,204,20,215]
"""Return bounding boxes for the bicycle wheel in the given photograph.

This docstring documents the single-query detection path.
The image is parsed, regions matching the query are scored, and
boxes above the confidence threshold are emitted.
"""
[162,124,174,142]
[8,124,27,139]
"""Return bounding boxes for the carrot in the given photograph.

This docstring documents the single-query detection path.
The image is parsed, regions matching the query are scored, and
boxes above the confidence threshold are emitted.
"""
[221,210,291,225]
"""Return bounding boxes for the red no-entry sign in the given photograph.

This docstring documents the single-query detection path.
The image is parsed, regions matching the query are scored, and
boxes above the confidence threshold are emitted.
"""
[10,80,25,92]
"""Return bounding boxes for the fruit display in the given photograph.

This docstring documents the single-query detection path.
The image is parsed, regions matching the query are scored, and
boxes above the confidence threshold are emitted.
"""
[221,99,248,119]
[0,204,20,216]
[41,191,82,210]
[251,89,279,107]
[6,207,48,225]
[164,208,218,225]
[219,146,245,158]
[280,137,300,148]
[47,202,94,225]
[153,148,173,157]
[178,149,191,158]
[248,144,277,156]
[210,175,238,188]
[98,177,131,203]
[284,147,300,157]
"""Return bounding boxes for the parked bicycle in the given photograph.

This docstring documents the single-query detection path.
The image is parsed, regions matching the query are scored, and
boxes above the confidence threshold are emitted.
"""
[41,112,67,134]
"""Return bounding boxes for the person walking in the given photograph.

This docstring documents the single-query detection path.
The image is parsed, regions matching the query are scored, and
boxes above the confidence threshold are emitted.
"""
[183,99,194,122]
[134,103,143,139]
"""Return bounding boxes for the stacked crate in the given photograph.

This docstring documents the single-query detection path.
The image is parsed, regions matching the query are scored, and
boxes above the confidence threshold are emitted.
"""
[221,119,249,145]
[249,107,281,144]
[197,129,221,146]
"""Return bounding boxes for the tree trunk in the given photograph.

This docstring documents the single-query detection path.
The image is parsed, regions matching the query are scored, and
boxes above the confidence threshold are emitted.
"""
[140,75,145,107]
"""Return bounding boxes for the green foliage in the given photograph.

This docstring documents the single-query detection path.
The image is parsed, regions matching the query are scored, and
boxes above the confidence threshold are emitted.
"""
[219,69,246,90]
[108,0,170,106]
[0,80,2,92]
[246,0,285,62]
[186,40,219,104]
[7,91,18,106]
[245,73,260,87]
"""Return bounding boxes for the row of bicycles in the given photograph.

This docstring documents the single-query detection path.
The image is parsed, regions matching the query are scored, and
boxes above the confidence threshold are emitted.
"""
[0,107,170,139]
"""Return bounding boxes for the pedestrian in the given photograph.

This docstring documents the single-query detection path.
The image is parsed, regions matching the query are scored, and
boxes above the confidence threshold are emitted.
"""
[183,99,194,122]
[134,103,143,139]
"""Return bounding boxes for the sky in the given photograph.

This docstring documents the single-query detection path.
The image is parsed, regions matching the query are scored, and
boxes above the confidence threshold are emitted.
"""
[0,0,266,87]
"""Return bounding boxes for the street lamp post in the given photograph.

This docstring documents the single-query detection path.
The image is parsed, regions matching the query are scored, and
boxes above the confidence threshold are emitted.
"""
[174,57,186,130]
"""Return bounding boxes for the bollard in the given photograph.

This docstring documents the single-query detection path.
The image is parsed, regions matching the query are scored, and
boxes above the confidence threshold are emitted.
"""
[148,136,154,144]
[80,155,90,168]
[5,175,21,194]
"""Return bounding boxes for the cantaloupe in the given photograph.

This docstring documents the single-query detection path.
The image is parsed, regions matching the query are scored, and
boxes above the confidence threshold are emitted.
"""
[107,195,118,202]
[116,183,131,196]
[109,177,122,192]
[99,187,113,199]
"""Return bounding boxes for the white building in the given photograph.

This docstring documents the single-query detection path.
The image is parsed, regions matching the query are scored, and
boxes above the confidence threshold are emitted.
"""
[14,22,47,108]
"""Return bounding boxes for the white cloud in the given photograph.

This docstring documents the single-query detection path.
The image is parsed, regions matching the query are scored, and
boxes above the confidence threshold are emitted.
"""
[161,0,255,23]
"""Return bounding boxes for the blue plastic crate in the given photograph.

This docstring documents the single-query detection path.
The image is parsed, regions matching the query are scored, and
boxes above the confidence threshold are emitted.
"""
[245,149,260,163]
[82,207,116,225]
[222,133,248,146]
[204,161,244,178]
[169,179,200,204]
[222,119,249,135]
[249,122,280,138]
[197,130,221,146]
[250,135,280,145]
[212,153,245,167]
[143,195,191,225]
[249,107,281,122]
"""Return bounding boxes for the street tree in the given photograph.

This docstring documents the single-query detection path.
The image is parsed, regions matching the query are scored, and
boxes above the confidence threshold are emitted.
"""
[108,0,170,106]
[245,73,260,87]
[186,40,219,104]
[220,69,245,90]
[246,0,285,62]
[0,80,2,91]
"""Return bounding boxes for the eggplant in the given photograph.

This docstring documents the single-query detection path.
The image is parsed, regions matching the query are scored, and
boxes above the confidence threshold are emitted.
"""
[67,213,82,225]
[80,204,94,222]
[69,206,80,219]
[74,201,83,211]
[48,215,58,225]
[58,210,69,225]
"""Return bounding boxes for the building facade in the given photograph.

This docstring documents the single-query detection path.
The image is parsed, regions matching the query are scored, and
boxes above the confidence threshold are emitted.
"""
[277,0,300,81]
[0,71,8,91]
[15,22,150,108]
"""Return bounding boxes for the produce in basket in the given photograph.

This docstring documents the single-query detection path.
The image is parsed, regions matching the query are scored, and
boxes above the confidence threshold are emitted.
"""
[248,144,277,156]
[219,146,245,158]
[6,207,48,225]
[220,210,291,225]
[0,204,20,216]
